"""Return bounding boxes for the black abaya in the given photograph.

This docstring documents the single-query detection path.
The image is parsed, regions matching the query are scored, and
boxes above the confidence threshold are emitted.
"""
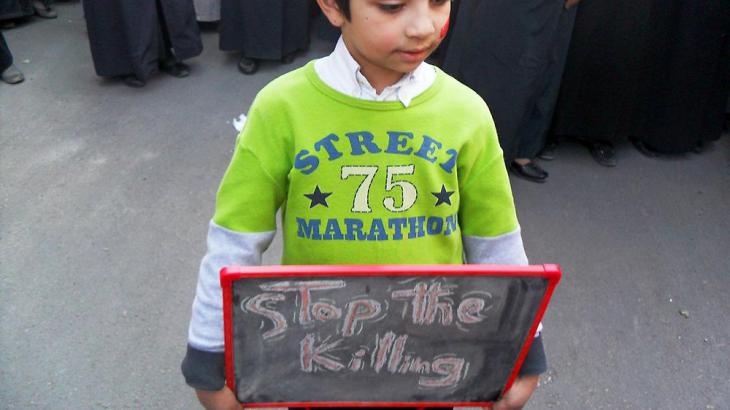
[82,0,202,80]
[219,0,310,61]
[0,0,53,20]
[637,1,730,153]
[0,0,31,20]
[442,0,576,162]
[553,0,730,154]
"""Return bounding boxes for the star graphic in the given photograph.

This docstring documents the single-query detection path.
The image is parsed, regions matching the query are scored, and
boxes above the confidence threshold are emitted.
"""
[304,185,332,208]
[432,185,454,207]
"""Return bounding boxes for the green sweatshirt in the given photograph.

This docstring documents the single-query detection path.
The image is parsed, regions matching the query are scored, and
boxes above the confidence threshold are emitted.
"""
[213,61,519,265]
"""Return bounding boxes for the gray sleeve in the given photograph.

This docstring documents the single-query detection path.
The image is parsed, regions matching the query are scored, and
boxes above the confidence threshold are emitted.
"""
[462,226,528,265]
[186,220,275,353]
[463,226,543,336]
[183,221,275,390]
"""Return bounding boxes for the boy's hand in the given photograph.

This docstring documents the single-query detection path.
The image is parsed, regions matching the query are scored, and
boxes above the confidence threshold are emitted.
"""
[564,0,582,9]
[195,386,239,410]
[489,374,540,410]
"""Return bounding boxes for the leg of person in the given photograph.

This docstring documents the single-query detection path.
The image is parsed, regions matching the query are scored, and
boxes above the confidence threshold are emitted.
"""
[221,0,302,75]
[156,0,190,78]
[1,31,24,84]
[0,30,12,71]
[537,5,578,161]
[509,1,571,183]
[279,0,311,64]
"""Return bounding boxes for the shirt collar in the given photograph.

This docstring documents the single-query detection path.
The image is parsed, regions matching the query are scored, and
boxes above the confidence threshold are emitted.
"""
[314,36,435,107]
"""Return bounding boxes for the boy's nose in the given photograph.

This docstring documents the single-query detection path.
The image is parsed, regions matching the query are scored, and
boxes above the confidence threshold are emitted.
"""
[404,9,437,39]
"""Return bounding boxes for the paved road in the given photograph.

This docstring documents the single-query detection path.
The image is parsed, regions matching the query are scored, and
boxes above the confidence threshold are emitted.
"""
[1,3,728,409]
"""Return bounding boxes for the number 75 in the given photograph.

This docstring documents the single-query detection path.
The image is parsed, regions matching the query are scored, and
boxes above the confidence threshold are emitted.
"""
[341,165,418,213]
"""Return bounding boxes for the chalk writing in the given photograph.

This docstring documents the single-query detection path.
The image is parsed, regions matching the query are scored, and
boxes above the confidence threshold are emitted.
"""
[239,278,496,389]
[297,331,468,388]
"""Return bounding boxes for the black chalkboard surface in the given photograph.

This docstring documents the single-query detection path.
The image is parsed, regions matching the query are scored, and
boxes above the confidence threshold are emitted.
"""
[221,264,561,408]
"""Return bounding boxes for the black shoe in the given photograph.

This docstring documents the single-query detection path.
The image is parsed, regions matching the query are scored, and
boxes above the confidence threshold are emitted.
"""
[281,52,296,64]
[629,138,659,159]
[237,57,259,75]
[692,141,705,154]
[160,60,190,78]
[510,161,548,183]
[121,75,145,88]
[537,142,557,161]
[32,0,57,18]
[1,65,25,84]
[589,142,617,167]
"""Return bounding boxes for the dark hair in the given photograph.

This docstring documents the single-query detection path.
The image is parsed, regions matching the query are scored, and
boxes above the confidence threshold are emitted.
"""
[334,0,351,20]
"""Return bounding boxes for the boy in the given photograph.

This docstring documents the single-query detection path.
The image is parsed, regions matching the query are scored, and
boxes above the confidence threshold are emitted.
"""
[182,1,547,409]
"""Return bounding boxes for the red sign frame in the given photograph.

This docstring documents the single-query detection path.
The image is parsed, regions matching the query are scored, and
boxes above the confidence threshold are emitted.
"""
[221,264,561,409]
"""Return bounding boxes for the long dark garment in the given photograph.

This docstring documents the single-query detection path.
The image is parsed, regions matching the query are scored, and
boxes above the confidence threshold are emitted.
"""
[1,31,13,71]
[553,0,730,154]
[0,0,31,20]
[219,0,310,60]
[0,0,52,20]
[636,1,730,153]
[442,0,577,162]
[82,0,202,80]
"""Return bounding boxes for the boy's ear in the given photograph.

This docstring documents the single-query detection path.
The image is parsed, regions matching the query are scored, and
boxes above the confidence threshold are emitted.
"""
[317,0,347,28]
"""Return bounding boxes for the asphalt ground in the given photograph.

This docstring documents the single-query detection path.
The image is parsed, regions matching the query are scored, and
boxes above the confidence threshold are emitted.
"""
[1,3,729,409]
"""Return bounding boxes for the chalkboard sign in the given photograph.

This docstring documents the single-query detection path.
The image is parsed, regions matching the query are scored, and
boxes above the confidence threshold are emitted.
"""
[221,264,561,408]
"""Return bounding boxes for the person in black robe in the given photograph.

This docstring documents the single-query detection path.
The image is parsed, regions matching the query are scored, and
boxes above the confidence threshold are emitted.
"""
[1,31,24,84]
[0,0,55,23]
[219,0,310,75]
[442,0,580,183]
[82,0,203,87]
[633,0,730,155]
[552,0,730,161]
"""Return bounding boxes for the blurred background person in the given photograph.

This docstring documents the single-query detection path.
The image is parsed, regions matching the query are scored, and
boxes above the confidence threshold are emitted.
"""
[551,0,730,163]
[442,0,581,183]
[219,0,310,75]
[82,0,203,87]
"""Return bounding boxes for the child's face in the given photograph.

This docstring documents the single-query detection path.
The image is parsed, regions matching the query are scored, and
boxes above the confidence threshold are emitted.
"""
[323,0,451,86]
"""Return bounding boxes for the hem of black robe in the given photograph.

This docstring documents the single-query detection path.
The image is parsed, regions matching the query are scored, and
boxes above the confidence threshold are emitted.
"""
[0,10,31,20]
[218,44,309,61]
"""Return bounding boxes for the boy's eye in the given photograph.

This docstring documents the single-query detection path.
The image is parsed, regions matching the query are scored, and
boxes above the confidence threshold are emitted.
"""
[378,2,405,13]
[431,0,450,5]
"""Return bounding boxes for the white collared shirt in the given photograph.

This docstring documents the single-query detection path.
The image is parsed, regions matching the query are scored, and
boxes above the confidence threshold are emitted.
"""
[314,36,436,107]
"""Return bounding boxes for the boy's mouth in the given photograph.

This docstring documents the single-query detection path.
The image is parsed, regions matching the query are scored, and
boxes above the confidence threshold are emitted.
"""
[398,47,431,62]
